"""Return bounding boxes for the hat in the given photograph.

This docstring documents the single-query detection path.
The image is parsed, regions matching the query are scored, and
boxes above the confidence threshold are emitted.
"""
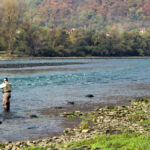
[4,77,8,81]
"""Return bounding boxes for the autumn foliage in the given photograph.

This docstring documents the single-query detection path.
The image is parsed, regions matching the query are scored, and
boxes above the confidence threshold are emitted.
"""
[36,0,150,29]
[0,0,150,57]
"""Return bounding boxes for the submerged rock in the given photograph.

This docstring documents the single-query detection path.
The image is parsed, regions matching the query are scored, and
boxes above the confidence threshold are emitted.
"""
[67,101,75,105]
[29,114,38,118]
[55,106,63,109]
[28,126,36,129]
[86,94,94,98]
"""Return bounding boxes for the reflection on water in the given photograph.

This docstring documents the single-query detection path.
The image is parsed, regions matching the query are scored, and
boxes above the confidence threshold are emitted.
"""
[0,58,150,142]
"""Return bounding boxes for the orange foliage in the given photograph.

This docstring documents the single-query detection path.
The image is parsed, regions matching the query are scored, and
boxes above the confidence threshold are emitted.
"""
[143,1,150,17]
[38,0,150,25]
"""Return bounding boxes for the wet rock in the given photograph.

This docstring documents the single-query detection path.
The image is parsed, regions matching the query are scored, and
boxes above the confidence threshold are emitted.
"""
[55,106,63,109]
[64,128,71,134]
[67,101,75,105]
[106,106,115,110]
[121,106,128,109]
[74,111,83,116]
[26,141,34,146]
[12,146,17,150]
[5,144,13,150]
[135,98,149,103]
[60,112,73,117]
[53,136,59,140]
[29,114,38,118]
[103,119,111,123]
[106,129,122,135]
[28,126,36,129]
[82,129,90,133]
[86,94,94,98]
[15,141,22,146]
[72,146,91,150]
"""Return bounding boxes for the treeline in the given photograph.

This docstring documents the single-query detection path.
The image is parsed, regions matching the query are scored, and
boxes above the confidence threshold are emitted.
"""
[1,26,150,57]
[0,0,150,57]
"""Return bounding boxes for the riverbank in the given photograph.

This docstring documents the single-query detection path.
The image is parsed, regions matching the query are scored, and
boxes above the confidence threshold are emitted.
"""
[1,56,150,60]
[0,98,150,150]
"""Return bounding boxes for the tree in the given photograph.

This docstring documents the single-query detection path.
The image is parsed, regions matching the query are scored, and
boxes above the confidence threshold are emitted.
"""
[1,0,26,55]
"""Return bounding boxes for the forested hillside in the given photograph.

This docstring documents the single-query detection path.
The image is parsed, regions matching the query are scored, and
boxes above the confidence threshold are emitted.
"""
[0,0,150,57]
[26,0,150,29]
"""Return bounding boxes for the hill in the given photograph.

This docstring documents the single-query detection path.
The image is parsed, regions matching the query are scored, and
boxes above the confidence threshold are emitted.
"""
[26,0,150,30]
[0,0,150,57]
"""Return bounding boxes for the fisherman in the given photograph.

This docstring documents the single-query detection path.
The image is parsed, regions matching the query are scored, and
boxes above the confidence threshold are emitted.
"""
[0,78,12,112]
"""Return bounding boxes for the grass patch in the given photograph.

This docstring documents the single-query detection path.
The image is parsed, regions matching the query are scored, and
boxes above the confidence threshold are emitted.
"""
[134,98,150,104]
[24,147,44,150]
[67,114,77,119]
[128,113,146,122]
[80,115,87,119]
[0,51,5,54]
[23,133,150,150]
[79,114,96,129]
[64,133,150,150]
[141,119,150,125]
[137,110,146,115]
[0,144,5,148]
[24,145,54,150]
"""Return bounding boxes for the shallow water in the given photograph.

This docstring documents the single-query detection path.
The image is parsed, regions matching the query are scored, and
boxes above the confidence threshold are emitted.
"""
[0,58,150,142]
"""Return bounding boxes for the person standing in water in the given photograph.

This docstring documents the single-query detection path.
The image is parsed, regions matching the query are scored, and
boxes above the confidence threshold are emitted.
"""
[0,78,12,112]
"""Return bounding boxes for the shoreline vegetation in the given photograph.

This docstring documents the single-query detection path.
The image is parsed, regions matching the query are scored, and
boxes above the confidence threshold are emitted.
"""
[1,56,150,61]
[0,98,150,150]
[0,1,150,58]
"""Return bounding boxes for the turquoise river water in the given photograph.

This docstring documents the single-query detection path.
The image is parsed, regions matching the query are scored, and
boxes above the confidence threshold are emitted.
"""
[0,58,150,142]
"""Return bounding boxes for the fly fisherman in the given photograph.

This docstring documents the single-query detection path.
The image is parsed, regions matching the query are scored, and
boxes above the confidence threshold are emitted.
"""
[0,78,12,112]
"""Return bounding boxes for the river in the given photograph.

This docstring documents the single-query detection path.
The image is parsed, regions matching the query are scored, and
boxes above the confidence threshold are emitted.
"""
[0,58,150,142]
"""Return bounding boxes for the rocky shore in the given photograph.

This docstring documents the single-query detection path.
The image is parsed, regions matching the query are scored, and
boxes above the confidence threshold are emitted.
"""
[0,98,150,150]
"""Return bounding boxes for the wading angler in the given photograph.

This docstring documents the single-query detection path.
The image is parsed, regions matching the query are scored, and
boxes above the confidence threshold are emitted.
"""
[0,78,12,112]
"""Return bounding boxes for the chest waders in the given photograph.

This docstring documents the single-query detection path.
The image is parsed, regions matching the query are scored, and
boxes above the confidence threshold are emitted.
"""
[2,83,11,112]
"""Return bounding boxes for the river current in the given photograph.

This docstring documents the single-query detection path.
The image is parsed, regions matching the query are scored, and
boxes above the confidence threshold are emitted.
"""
[0,58,150,142]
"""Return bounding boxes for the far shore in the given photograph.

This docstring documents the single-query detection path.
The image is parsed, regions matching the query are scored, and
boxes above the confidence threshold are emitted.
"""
[1,56,150,60]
